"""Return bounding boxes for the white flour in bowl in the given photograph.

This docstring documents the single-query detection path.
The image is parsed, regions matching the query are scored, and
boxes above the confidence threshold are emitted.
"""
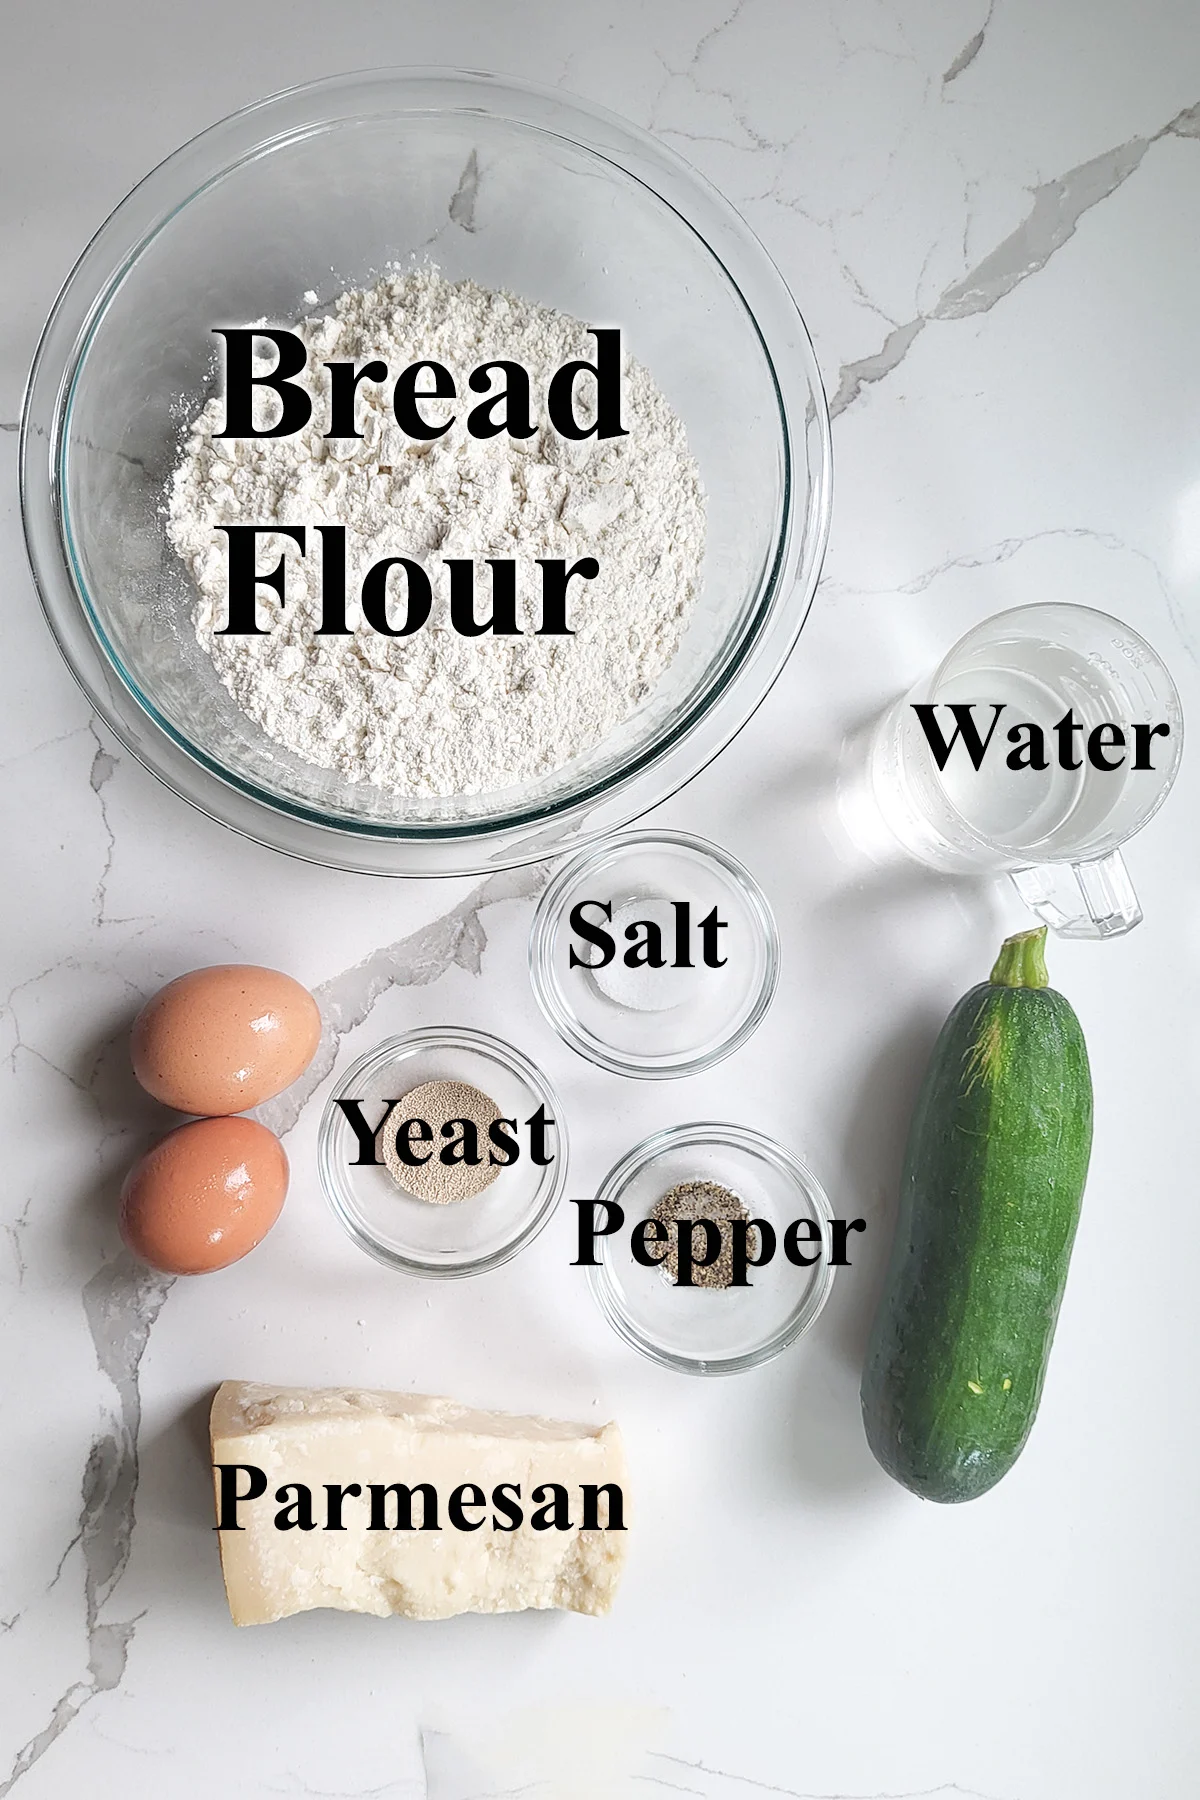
[166,268,706,798]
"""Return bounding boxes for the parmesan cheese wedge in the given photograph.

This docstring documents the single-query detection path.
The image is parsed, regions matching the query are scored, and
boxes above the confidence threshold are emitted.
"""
[210,1381,629,1626]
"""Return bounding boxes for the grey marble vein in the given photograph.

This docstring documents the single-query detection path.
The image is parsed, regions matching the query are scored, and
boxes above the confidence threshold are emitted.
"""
[688,0,750,73]
[0,1255,169,1795]
[942,1,994,86]
[828,319,927,421]
[649,0,795,159]
[933,136,1153,322]
[646,1765,1008,1800]
[830,98,1200,420]
[898,525,1118,595]
[88,723,119,927]
[0,724,92,775]
[633,1778,704,1796]
[895,522,1197,665]
[257,863,548,1140]
[449,150,481,233]
[3,959,78,1078]
[88,734,117,794]
[3,1197,32,1287]
[416,1727,1010,1800]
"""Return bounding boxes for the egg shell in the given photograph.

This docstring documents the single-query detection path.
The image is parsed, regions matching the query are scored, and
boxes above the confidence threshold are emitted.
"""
[131,964,322,1115]
[119,1115,289,1276]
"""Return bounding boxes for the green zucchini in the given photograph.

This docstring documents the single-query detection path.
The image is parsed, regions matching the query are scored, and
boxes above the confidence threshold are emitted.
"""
[861,926,1092,1503]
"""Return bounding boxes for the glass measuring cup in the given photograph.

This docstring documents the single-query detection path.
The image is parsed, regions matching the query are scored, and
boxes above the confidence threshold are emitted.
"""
[867,604,1183,938]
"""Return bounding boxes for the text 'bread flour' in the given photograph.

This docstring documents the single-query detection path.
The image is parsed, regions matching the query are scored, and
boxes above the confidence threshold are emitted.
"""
[166,269,707,799]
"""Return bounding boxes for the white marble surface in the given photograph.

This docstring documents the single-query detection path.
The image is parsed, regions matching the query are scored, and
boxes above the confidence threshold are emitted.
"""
[3,4,1199,1796]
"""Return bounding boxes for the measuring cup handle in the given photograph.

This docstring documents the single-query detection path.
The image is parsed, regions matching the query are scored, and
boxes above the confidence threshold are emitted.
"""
[1009,853,1142,939]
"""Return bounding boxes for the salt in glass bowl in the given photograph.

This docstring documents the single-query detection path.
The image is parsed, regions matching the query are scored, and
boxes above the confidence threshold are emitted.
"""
[587,1123,835,1375]
[20,67,831,875]
[528,830,779,1077]
[318,1026,567,1278]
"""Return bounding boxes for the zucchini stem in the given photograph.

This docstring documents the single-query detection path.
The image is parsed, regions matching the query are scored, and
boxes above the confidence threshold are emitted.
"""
[990,927,1049,990]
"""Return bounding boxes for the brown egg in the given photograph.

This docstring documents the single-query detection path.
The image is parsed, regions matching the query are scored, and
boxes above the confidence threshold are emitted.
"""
[130,964,321,1115]
[119,1116,289,1275]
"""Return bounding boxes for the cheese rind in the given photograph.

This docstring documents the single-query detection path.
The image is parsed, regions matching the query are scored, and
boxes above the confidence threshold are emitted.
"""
[210,1382,629,1626]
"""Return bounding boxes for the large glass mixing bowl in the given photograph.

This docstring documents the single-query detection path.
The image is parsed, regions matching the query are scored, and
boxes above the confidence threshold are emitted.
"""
[21,69,831,876]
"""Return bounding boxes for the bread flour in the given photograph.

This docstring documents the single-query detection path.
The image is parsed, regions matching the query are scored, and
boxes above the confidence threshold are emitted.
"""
[166,269,706,798]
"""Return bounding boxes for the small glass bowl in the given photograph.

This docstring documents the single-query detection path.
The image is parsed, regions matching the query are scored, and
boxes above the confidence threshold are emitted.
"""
[528,831,779,1077]
[587,1123,835,1375]
[318,1027,567,1278]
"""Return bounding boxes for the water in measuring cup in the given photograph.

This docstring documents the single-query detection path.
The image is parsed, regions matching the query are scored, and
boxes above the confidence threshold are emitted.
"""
[931,638,1133,855]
